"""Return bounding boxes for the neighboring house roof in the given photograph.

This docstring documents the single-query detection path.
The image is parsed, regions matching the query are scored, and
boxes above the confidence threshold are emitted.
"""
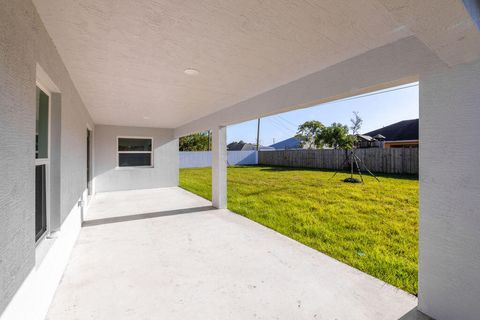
[227,142,254,150]
[227,142,272,151]
[365,119,419,142]
[269,137,302,150]
[357,134,375,142]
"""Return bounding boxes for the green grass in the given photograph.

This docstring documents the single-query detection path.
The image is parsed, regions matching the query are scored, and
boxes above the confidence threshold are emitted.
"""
[180,166,419,295]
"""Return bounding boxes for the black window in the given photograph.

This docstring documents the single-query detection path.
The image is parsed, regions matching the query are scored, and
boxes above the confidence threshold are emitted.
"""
[35,164,47,241]
[117,138,153,167]
[35,86,49,242]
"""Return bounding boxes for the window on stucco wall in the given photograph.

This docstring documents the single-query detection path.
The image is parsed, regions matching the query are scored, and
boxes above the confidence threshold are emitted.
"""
[117,137,153,167]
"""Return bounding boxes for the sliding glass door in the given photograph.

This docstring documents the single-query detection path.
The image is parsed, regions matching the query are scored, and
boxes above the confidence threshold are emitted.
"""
[35,164,47,241]
[35,85,50,242]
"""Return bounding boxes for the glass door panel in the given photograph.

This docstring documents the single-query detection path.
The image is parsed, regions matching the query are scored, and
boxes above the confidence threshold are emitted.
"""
[35,164,47,241]
[35,86,49,242]
[36,87,49,159]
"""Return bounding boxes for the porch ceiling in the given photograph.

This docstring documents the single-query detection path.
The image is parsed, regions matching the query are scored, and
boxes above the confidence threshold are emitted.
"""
[32,0,479,129]
[33,0,411,128]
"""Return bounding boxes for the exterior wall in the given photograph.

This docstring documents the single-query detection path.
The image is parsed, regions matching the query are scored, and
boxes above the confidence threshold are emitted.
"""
[419,59,480,320]
[384,140,418,148]
[0,0,93,317]
[50,93,62,231]
[94,125,178,193]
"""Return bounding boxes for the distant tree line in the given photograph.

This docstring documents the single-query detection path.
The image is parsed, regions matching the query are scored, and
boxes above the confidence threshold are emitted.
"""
[179,131,210,151]
[295,112,362,150]
[180,112,363,151]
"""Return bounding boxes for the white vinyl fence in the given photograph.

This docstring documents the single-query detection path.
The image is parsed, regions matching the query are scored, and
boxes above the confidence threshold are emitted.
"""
[180,151,258,168]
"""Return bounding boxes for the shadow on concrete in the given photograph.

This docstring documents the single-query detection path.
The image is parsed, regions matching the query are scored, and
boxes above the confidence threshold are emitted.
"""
[82,206,216,228]
[398,307,433,320]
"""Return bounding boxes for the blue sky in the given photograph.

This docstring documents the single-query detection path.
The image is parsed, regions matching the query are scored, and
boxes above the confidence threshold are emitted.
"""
[227,82,419,145]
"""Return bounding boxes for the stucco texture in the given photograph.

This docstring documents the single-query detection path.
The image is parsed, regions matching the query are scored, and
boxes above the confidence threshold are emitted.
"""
[419,59,480,320]
[94,125,178,193]
[0,0,93,314]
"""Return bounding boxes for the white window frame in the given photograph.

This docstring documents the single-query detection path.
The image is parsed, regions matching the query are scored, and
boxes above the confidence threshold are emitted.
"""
[35,81,52,245]
[116,136,154,168]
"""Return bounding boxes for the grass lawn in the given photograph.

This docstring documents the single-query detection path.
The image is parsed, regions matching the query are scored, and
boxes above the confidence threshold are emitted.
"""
[180,166,419,295]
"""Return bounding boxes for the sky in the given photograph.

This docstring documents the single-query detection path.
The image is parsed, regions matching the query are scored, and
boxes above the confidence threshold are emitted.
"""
[227,82,419,145]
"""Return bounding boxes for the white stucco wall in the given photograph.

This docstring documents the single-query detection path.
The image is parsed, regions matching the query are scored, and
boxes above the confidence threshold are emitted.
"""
[419,59,480,320]
[0,0,93,316]
[94,125,179,193]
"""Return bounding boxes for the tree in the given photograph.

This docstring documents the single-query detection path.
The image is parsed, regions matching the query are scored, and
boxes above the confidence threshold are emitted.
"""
[350,111,363,135]
[319,123,354,149]
[295,120,325,149]
[227,140,248,150]
[348,111,363,179]
[179,132,210,151]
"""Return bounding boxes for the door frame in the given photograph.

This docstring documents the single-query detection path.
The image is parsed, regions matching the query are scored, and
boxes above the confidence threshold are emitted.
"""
[35,81,52,245]
[86,127,93,196]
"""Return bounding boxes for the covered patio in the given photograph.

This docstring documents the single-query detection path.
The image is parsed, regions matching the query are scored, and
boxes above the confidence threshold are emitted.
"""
[1,0,480,319]
[47,188,421,320]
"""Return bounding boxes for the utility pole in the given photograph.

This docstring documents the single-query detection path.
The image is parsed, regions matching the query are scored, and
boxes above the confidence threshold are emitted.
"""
[256,118,261,151]
[207,130,211,151]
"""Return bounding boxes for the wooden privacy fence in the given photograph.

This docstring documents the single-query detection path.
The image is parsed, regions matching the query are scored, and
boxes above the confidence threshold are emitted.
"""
[258,148,418,174]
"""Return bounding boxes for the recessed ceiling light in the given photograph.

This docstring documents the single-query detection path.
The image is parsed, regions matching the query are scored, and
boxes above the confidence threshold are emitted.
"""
[184,68,199,76]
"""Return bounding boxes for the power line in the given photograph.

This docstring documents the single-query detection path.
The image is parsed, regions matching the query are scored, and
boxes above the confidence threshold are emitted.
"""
[324,83,419,106]
[269,120,291,135]
[256,83,419,143]
[270,117,291,130]
[267,83,419,132]
[270,118,292,135]
[269,118,296,135]
[276,115,297,128]
[270,118,296,135]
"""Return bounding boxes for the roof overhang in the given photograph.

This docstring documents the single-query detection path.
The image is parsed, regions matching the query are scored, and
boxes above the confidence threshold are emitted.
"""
[32,0,480,133]
[174,36,445,137]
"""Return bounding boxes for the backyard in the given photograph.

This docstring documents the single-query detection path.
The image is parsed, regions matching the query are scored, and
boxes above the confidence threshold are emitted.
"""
[179,166,419,295]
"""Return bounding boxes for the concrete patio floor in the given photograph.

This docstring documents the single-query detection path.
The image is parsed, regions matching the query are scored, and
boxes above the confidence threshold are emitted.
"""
[46,187,425,320]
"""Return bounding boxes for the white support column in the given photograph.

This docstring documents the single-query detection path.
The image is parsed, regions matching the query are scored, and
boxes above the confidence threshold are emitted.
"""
[211,126,227,209]
[418,59,480,320]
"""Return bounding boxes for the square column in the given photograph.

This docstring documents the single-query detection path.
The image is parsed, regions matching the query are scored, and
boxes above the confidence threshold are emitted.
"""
[211,126,227,209]
[418,59,480,320]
